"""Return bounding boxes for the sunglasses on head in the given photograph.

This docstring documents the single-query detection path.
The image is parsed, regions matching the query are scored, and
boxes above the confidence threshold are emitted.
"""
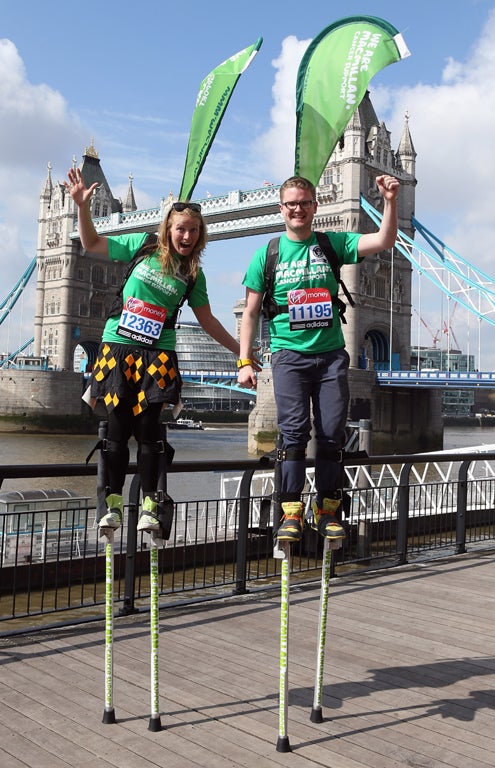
[172,202,202,213]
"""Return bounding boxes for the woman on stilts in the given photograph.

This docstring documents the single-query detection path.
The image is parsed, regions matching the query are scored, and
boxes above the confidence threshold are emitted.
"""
[66,167,259,537]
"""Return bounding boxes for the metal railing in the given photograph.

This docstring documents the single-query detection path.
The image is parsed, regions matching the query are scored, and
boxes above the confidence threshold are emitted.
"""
[1,446,495,633]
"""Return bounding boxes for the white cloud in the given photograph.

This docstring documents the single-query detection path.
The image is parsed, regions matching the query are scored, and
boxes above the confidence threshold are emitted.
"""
[0,39,88,354]
[0,40,85,168]
[256,35,309,181]
[378,9,495,367]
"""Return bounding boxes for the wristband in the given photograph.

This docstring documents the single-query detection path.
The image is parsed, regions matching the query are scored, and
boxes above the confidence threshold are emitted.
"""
[236,358,253,369]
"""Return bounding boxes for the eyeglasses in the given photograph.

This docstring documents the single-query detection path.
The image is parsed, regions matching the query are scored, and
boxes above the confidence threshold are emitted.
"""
[280,199,316,211]
[172,202,202,213]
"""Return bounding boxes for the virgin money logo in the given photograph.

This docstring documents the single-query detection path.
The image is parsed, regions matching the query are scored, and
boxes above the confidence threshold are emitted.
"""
[126,298,144,313]
[288,289,307,304]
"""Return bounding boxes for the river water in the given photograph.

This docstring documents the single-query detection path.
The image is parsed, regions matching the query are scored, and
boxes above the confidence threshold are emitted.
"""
[1,424,495,500]
[0,426,252,500]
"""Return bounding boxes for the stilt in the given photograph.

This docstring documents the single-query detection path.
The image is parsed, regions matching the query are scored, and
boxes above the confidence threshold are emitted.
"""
[148,535,163,731]
[310,538,341,723]
[102,530,116,724]
[276,540,291,752]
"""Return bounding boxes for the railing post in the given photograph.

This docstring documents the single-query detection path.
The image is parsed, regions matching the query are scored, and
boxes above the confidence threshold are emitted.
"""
[119,473,141,616]
[233,468,256,595]
[456,460,469,555]
[233,455,272,595]
[396,462,412,565]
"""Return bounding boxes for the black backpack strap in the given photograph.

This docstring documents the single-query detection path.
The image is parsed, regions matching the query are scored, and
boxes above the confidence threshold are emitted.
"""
[261,237,281,320]
[314,231,355,324]
[107,232,159,318]
[163,273,195,329]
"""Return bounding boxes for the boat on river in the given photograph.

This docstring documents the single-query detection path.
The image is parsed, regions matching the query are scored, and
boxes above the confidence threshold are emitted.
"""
[167,418,204,431]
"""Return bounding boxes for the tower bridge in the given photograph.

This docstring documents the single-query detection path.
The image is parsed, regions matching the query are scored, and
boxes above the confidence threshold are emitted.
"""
[35,91,416,379]
[3,91,495,449]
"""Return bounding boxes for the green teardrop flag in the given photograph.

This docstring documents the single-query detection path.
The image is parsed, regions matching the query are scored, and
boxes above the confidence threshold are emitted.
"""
[294,16,410,186]
[179,37,263,202]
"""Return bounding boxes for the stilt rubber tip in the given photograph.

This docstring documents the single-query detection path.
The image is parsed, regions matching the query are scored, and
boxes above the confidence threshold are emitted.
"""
[276,735,291,752]
[102,708,116,724]
[310,707,323,723]
[148,715,162,732]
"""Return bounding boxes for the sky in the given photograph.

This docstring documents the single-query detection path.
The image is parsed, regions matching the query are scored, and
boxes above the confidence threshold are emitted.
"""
[2,0,495,368]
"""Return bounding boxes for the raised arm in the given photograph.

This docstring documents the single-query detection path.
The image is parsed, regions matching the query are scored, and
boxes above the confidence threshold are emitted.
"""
[65,167,109,256]
[357,174,399,257]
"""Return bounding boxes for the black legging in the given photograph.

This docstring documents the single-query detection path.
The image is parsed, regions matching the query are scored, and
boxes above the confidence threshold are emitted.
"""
[105,401,163,494]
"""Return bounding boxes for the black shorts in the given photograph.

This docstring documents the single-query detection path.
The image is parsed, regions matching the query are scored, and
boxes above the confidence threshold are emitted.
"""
[89,343,182,415]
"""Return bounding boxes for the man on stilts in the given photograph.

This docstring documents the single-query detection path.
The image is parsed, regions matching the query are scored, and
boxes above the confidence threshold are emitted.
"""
[238,172,398,750]
[238,173,399,543]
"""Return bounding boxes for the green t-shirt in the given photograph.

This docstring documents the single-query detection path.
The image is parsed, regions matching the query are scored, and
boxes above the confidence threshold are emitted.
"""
[242,230,362,354]
[102,232,208,349]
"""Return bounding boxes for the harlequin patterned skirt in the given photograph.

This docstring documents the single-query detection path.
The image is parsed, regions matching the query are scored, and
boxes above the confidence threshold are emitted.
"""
[89,343,181,416]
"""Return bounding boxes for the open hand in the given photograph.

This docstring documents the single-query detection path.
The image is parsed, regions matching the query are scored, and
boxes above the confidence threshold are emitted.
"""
[65,167,99,208]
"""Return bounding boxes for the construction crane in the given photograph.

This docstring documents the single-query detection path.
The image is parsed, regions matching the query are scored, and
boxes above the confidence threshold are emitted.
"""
[442,300,461,350]
[413,309,440,348]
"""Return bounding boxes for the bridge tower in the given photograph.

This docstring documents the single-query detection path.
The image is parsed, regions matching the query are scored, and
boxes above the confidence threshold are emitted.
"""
[314,92,416,372]
[35,141,135,370]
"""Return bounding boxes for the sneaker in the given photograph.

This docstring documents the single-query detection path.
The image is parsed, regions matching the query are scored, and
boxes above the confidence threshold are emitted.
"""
[137,496,160,533]
[98,494,123,535]
[311,498,346,541]
[276,501,304,543]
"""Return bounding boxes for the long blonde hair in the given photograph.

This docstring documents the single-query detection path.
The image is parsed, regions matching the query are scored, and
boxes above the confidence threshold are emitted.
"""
[155,203,207,281]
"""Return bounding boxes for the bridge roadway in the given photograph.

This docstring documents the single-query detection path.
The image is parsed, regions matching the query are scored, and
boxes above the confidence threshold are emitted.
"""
[183,369,495,393]
[377,370,495,388]
[71,185,287,241]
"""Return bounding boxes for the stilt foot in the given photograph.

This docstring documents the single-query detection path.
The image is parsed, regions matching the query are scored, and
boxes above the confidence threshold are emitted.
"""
[148,715,162,732]
[102,708,116,724]
[310,706,323,723]
[276,735,291,752]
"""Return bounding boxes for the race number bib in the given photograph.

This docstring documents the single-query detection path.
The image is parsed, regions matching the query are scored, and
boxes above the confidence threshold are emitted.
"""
[117,297,167,346]
[287,288,333,331]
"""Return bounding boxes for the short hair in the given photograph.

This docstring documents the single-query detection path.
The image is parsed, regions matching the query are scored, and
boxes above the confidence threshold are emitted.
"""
[279,176,317,201]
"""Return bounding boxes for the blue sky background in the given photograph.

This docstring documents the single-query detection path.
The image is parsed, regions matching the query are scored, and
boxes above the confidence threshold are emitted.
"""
[2,0,495,367]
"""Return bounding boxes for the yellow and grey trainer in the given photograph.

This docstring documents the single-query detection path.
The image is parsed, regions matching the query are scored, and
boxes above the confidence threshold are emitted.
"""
[276,501,304,543]
[311,498,346,540]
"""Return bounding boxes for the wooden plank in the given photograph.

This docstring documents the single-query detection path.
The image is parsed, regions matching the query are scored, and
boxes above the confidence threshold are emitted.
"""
[0,551,494,767]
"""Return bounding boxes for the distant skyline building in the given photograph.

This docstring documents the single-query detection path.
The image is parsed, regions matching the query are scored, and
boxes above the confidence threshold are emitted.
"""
[410,345,476,416]
[175,322,252,412]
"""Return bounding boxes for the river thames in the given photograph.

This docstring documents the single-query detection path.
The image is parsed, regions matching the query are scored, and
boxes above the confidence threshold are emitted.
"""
[1,424,495,500]
[0,426,252,500]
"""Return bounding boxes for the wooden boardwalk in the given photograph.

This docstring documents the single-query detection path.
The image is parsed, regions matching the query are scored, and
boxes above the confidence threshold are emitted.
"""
[1,550,495,767]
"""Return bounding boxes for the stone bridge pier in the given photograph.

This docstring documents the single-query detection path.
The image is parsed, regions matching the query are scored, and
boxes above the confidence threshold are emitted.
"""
[247,367,443,455]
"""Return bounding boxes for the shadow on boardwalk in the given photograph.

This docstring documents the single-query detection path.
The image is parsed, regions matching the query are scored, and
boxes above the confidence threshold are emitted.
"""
[1,551,495,767]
